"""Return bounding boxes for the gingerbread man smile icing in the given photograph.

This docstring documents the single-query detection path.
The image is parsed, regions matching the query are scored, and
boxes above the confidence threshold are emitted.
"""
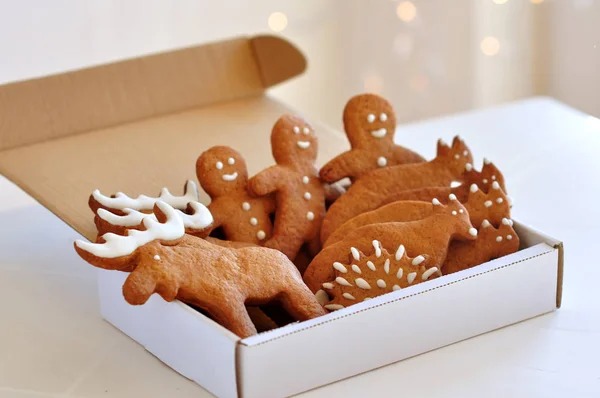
[248,115,328,261]
[196,146,275,245]
[319,93,425,184]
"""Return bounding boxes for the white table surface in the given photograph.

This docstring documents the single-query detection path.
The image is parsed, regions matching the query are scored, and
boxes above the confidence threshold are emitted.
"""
[1,97,598,398]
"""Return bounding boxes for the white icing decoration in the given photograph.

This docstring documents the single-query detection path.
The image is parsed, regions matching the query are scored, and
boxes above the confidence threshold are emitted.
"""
[407,272,417,284]
[343,293,356,300]
[470,184,479,193]
[507,235,513,240]
[507,196,514,206]
[496,236,503,242]
[492,181,500,190]
[92,181,199,211]
[325,304,344,311]
[216,161,223,170]
[302,176,310,184]
[333,262,348,273]
[350,247,360,261]
[481,219,491,228]
[422,267,439,280]
[242,202,251,211]
[483,158,490,165]
[463,150,468,156]
[293,126,300,134]
[372,240,382,258]
[304,192,312,200]
[303,127,310,135]
[432,198,442,206]
[153,255,161,261]
[492,175,497,180]
[355,278,371,290]
[222,172,238,181]
[396,267,403,279]
[297,141,311,149]
[315,290,329,305]
[371,128,387,138]
[483,178,488,184]
[380,113,388,122]
[452,211,457,216]
[454,154,460,160]
[75,201,184,259]
[363,297,372,301]
[392,285,401,291]
[377,156,388,167]
[322,283,334,290]
[469,228,478,237]
[351,264,361,274]
[335,277,352,287]
[459,209,464,213]
[257,230,266,240]
[496,197,504,204]
[250,217,258,226]
[484,200,493,208]
[465,163,473,171]
[395,244,405,261]
[366,261,376,271]
[502,218,513,226]
[97,201,213,231]
[449,193,457,201]
[384,259,390,274]
[367,113,376,123]
[377,279,387,289]
[228,157,235,165]
[412,255,425,266]
[306,211,315,221]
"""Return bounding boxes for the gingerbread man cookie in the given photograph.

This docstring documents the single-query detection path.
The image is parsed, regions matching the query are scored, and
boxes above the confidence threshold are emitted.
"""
[320,136,474,244]
[196,146,275,245]
[248,115,327,261]
[320,94,424,184]
[74,201,326,338]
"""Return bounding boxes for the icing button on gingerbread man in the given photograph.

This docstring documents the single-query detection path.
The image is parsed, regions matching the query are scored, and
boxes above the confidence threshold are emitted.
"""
[196,146,275,245]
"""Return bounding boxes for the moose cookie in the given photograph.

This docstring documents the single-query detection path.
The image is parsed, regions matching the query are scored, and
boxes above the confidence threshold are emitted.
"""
[320,136,474,244]
[74,201,326,338]
[196,146,275,245]
[319,94,425,183]
[304,196,478,293]
[248,114,327,261]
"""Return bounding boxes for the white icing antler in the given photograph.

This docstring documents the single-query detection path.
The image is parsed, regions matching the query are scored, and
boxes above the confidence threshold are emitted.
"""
[75,201,184,258]
[92,180,199,211]
[97,201,213,231]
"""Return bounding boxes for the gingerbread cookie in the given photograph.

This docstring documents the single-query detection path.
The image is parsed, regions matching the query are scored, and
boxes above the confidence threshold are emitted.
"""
[443,218,519,275]
[319,94,425,183]
[196,146,275,245]
[248,114,327,261]
[320,136,473,244]
[74,201,326,338]
[322,247,441,310]
[304,195,477,293]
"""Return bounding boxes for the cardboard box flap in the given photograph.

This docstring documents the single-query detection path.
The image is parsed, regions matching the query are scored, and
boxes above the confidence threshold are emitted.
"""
[0,35,306,151]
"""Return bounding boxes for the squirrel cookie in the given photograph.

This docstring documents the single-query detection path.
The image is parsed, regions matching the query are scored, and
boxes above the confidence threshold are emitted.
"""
[74,201,326,338]
[320,136,473,244]
[322,248,441,311]
[443,218,519,275]
[319,94,425,183]
[304,196,478,293]
[248,115,328,261]
[325,182,510,247]
[196,146,275,245]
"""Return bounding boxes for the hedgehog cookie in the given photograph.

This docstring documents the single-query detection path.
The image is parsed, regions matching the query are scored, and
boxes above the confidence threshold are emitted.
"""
[319,93,424,184]
[196,146,276,245]
[248,114,328,261]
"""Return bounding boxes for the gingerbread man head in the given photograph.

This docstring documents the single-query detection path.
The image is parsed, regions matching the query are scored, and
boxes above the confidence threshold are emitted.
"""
[196,146,249,198]
[343,94,397,148]
[271,114,319,168]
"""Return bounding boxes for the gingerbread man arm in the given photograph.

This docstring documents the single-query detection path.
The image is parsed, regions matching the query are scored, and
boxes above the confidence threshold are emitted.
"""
[391,145,426,164]
[248,166,286,196]
[319,150,363,183]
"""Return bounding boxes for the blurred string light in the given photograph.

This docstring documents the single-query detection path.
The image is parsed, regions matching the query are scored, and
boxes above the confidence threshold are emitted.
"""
[409,74,430,93]
[493,0,509,4]
[268,12,288,32]
[363,74,384,94]
[393,33,414,58]
[480,36,500,56]
[530,0,544,3]
[396,1,417,22]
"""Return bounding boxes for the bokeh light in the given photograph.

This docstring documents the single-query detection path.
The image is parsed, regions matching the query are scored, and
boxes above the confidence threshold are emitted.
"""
[396,2,417,22]
[493,0,509,4]
[268,12,288,32]
[530,0,544,4]
[480,36,500,56]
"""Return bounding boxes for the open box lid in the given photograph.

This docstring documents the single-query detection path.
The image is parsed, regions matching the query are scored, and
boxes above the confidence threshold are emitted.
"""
[0,35,348,241]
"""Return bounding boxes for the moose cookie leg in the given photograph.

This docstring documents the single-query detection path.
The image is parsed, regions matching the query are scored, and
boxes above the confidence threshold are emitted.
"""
[278,285,327,321]
[214,302,257,338]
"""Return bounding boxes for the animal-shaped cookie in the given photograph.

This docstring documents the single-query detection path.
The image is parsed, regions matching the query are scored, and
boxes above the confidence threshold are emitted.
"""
[248,114,327,261]
[196,146,276,245]
[74,201,326,338]
[443,218,519,275]
[319,94,425,183]
[324,182,510,247]
[304,196,477,292]
[320,136,474,244]
[322,245,441,311]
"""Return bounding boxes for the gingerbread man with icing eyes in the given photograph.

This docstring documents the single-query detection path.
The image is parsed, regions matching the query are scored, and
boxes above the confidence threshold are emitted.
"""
[248,115,329,261]
[196,146,275,245]
[319,93,425,184]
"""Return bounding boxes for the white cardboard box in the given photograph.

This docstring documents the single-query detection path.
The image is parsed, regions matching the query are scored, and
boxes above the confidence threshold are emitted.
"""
[97,221,563,398]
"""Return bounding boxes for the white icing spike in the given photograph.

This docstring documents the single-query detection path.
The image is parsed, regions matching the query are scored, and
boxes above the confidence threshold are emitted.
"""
[395,244,405,261]
[484,200,493,208]
[483,157,490,165]
[422,267,439,281]
[333,262,348,273]
[407,272,417,284]
[351,264,362,274]
[343,293,356,300]
[384,259,390,274]
[322,283,334,290]
[372,240,382,258]
[449,193,457,201]
[325,304,344,311]
[465,163,473,171]
[392,285,401,291]
[469,228,478,237]
[335,277,352,287]
[377,279,387,289]
[350,247,360,261]
[396,268,404,279]
[481,219,491,228]
[412,255,425,266]
[470,184,479,193]
[432,198,442,206]
[366,261,376,271]
[355,278,372,290]
[492,181,500,190]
